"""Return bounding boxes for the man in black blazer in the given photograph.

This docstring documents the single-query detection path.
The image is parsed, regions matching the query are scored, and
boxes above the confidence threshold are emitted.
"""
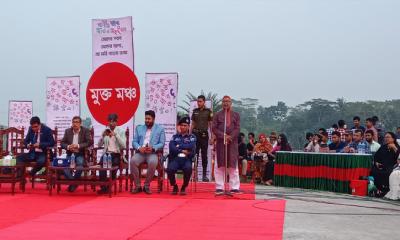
[61,116,92,192]
[17,116,55,176]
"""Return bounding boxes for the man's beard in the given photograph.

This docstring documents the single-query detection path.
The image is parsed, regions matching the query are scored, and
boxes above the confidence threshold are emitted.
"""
[145,122,154,128]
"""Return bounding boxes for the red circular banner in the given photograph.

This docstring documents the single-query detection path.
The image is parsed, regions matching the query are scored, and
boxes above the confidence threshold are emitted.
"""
[86,62,140,125]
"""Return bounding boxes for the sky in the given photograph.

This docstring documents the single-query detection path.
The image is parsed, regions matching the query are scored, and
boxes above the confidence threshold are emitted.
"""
[0,0,399,125]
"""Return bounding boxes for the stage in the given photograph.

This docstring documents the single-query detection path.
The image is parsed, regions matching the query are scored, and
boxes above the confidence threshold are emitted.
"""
[0,182,286,240]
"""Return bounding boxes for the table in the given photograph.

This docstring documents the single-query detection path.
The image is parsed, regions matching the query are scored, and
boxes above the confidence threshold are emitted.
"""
[0,165,26,195]
[274,152,372,193]
[48,165,119,198]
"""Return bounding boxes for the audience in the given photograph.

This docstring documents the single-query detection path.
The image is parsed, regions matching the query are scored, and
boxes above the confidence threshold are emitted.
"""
[343,130,370,153]
[269,132,278,148]
[351,116,366,132]
[305,133,322,152]
[238,133,248,177]
[371,132,400,197]
[328,131,346,153]
[366,118,378,142]
[344,131,353,146]
[304,132,314,150]
[364,129,380,153]
[337,120,347,142]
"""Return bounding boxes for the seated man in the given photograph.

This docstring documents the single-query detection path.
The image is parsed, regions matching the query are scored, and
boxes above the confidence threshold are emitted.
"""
[365,129,381,153]
[60,116,92,192]
[342,130,371,154]
[97,113,126,194]
[167,117,196,195]
[328,131,346,153]
[17,116,55,177]
[131,110,166,194]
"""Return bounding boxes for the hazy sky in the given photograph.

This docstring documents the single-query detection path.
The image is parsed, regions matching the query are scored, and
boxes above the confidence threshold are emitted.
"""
[1,0,399,125]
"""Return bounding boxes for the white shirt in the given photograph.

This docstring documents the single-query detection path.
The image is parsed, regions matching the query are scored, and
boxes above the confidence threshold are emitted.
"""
[107,136,118,153]
[369,141,381,153]
[143,128,152,147]
[35,129,43,153]
[72,129,80,145]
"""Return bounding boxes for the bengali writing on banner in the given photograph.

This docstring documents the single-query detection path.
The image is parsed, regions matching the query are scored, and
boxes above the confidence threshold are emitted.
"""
[145,73,178,153]
[189,100,213,181]
[46,76,80,143]
[92,16,134,147]
[8,101,33,136]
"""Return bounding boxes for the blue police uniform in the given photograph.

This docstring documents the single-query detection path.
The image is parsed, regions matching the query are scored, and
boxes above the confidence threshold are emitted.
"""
[167,132,197,189]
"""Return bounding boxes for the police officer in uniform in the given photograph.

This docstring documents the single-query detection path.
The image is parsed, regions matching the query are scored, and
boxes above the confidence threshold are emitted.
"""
[191,95,213,182]
[168,116,197,195]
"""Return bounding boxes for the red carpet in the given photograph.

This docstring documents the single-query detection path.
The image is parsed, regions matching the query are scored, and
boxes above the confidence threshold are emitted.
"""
[0,182,285,240]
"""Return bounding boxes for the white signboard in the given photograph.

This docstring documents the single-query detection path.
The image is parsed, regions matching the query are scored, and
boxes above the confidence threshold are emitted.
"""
[46,76,80,143]
[8,100,33,136]
[92,16,135,147]
[145,73,178,154]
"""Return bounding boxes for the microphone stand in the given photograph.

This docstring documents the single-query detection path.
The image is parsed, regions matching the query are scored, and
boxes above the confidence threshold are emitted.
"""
[223,109,232,197]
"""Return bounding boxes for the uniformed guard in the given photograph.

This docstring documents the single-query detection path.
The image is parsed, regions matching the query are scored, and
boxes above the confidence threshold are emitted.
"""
[167,116,197,195]
[191,95,213,182]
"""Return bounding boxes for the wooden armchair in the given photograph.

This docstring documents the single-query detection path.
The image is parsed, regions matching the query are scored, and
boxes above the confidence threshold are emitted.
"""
[164,154,198,193]
[0,127,26,194]
[27,127,58,189]
[130,149,164,193]
[91,128,130,192]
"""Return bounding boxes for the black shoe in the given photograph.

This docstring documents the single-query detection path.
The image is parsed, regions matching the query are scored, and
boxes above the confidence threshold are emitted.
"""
[143,186,152,194]
[131,186,142,194]
[230,189,242,195]
[97,186,110,195]
[67,185,77,193]
[180,186,187,195]
[215,189,224,196]
[97,189,107,195]
[172,185,179,195]
[202,176,210,182]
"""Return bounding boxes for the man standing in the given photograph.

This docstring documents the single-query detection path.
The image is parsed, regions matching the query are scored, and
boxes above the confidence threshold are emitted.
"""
[131,110,166,194]
[17,116,55,177]
[337,120,347,142]
[60,116,92,192]
[212,96,241,195]
[351,116,366,132]
[97,114,126,195]
[366,118,378,142]
[191,95,213,182]
[365,129,381,153]
[167,117,196,195]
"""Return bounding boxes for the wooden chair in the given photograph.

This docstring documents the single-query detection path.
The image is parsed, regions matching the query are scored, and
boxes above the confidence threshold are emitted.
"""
[0,127,26,194]
[130,149,164,193]
[118,128,130,192]
[91,128,130,192]
[25,127,58,189]
[164,154,198,193]
[53,127,95,192]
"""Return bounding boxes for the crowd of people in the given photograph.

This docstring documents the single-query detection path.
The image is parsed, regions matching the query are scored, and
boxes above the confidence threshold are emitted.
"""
[7,95,400,200]
[238,115,400,200]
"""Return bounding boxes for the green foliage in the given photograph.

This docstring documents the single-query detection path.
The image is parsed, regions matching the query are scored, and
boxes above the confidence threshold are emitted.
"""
[188,95,400,150]
[178,90,222,114]
[82,117,92,129]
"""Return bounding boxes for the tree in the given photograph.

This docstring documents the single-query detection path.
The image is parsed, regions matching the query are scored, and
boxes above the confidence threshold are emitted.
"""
[232,98,259,134]
[82,117,92,129]
[178,90,222,114]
